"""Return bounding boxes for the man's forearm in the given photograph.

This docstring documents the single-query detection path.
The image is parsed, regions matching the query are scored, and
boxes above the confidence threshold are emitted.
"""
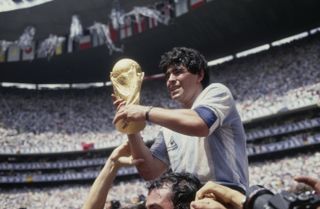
[114,104,208,137]
[82,159,118,209]
[127,133,166,180]
[148,107,209,137]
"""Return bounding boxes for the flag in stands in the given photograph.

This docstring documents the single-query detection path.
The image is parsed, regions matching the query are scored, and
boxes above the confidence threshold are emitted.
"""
[81,142,94,151]
[0,49,5,63]
[67,36,73,53]
[78,35,92,50]
[156,0,173,22]
[7,44,20,62]
[55,39,65,55]
[90,29,99,47]
[148,16,158,29]
[190,0,205,9]
[120,16,133,39]
[109,22,119,43]
[22,42,35,61]
[134,15,147,34]
[175,0,188,17]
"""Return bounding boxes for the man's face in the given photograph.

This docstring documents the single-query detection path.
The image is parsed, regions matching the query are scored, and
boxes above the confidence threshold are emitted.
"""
[165,65,203,106]
[145,187,174,209]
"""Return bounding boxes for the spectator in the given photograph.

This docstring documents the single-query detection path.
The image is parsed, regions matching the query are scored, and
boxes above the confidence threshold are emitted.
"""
[294,175,320,194]
[191,176,320,209]
[82,140,144,209]
[82,140,201,209]
[0,152,319,208]
[145,172,202,209]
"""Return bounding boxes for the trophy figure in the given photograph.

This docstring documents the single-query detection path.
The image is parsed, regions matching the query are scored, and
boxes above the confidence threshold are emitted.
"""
[110,58,146,134]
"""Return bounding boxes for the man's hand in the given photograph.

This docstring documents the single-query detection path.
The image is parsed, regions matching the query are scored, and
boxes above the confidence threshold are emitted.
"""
[112,93,148,129]
[113,104,148,125]
[294,176,320,194]
[109,141,144,168]
[195,181,245,209]
[112,94,126,111]
[191,198,227,209]
[82,141,144,209]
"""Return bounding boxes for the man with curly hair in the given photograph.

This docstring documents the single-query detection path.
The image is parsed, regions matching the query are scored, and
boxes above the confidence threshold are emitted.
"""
[113,47,249,194]
[146,172,202,209]
[83,142,201,209]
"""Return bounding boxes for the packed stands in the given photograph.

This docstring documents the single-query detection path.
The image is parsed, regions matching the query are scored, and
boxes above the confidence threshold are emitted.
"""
[0,83,168,154]
[1,32,319,154]
[0,151,319,208]
[0,22,320,209]
[210,34,320,122]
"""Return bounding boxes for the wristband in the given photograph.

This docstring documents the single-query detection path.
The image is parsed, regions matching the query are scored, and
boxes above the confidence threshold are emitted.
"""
[145,106,153,121]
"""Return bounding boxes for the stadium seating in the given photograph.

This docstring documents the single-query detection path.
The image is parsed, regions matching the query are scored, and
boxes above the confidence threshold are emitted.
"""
[0,23,320,209]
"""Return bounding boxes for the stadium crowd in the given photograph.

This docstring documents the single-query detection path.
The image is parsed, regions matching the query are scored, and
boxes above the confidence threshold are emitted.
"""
[246,132,320,156]
[210,35,320,122]
[0,151,319,209]
[246,117,320,141]
[0,33,319,208]
[0,35,320,154]
[0,85,166,154]
[0,166,138,184]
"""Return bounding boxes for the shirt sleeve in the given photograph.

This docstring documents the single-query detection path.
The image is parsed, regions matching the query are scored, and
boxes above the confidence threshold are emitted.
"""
[193,83,233,134]
[194,106,217,128]
[150,131,170,166]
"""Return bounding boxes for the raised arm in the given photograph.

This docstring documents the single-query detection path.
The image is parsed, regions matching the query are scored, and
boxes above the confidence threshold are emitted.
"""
[82,141,143,209]
[113,105,209,137]
[112,97,208,180]
[127,133,168,180]
[194,181,245,209]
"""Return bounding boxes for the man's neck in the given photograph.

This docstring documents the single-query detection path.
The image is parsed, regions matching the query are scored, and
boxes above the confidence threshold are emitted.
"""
[182,86,204,108]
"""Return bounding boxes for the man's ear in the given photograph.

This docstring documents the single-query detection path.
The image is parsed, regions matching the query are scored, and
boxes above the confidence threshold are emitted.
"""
[198,69,204,83]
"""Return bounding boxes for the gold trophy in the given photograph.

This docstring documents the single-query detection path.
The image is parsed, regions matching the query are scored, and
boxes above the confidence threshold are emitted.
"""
[110,58,146,134]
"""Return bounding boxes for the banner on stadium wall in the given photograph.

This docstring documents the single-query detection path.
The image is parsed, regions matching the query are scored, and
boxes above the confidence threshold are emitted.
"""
[0,41,11,63]
[78,35,92,50]
[133,15,147,34]
[90,29,99,47]
[175,0,188,17]
[98,26,107,45]
[89,23,107,46]
[127,16,133,37]
[155,1,173,22]
[67,36,73,53]
[190,0,205,9]
[22,42,35,61]
[37,35,64,58]
[120,16,133,39]
[7,44,21,62]
[55,39,65,55]
[0,50,5,63]
[88,22,122,54]
[148,16,158,29]
[109,23,119,43]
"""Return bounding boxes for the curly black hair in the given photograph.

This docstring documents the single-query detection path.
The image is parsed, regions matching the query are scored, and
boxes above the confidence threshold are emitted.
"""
[159,47,209,88]
[147,172,202,209]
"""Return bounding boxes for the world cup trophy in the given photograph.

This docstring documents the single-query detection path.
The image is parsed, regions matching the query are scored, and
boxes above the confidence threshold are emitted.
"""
[110,58,146,134]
